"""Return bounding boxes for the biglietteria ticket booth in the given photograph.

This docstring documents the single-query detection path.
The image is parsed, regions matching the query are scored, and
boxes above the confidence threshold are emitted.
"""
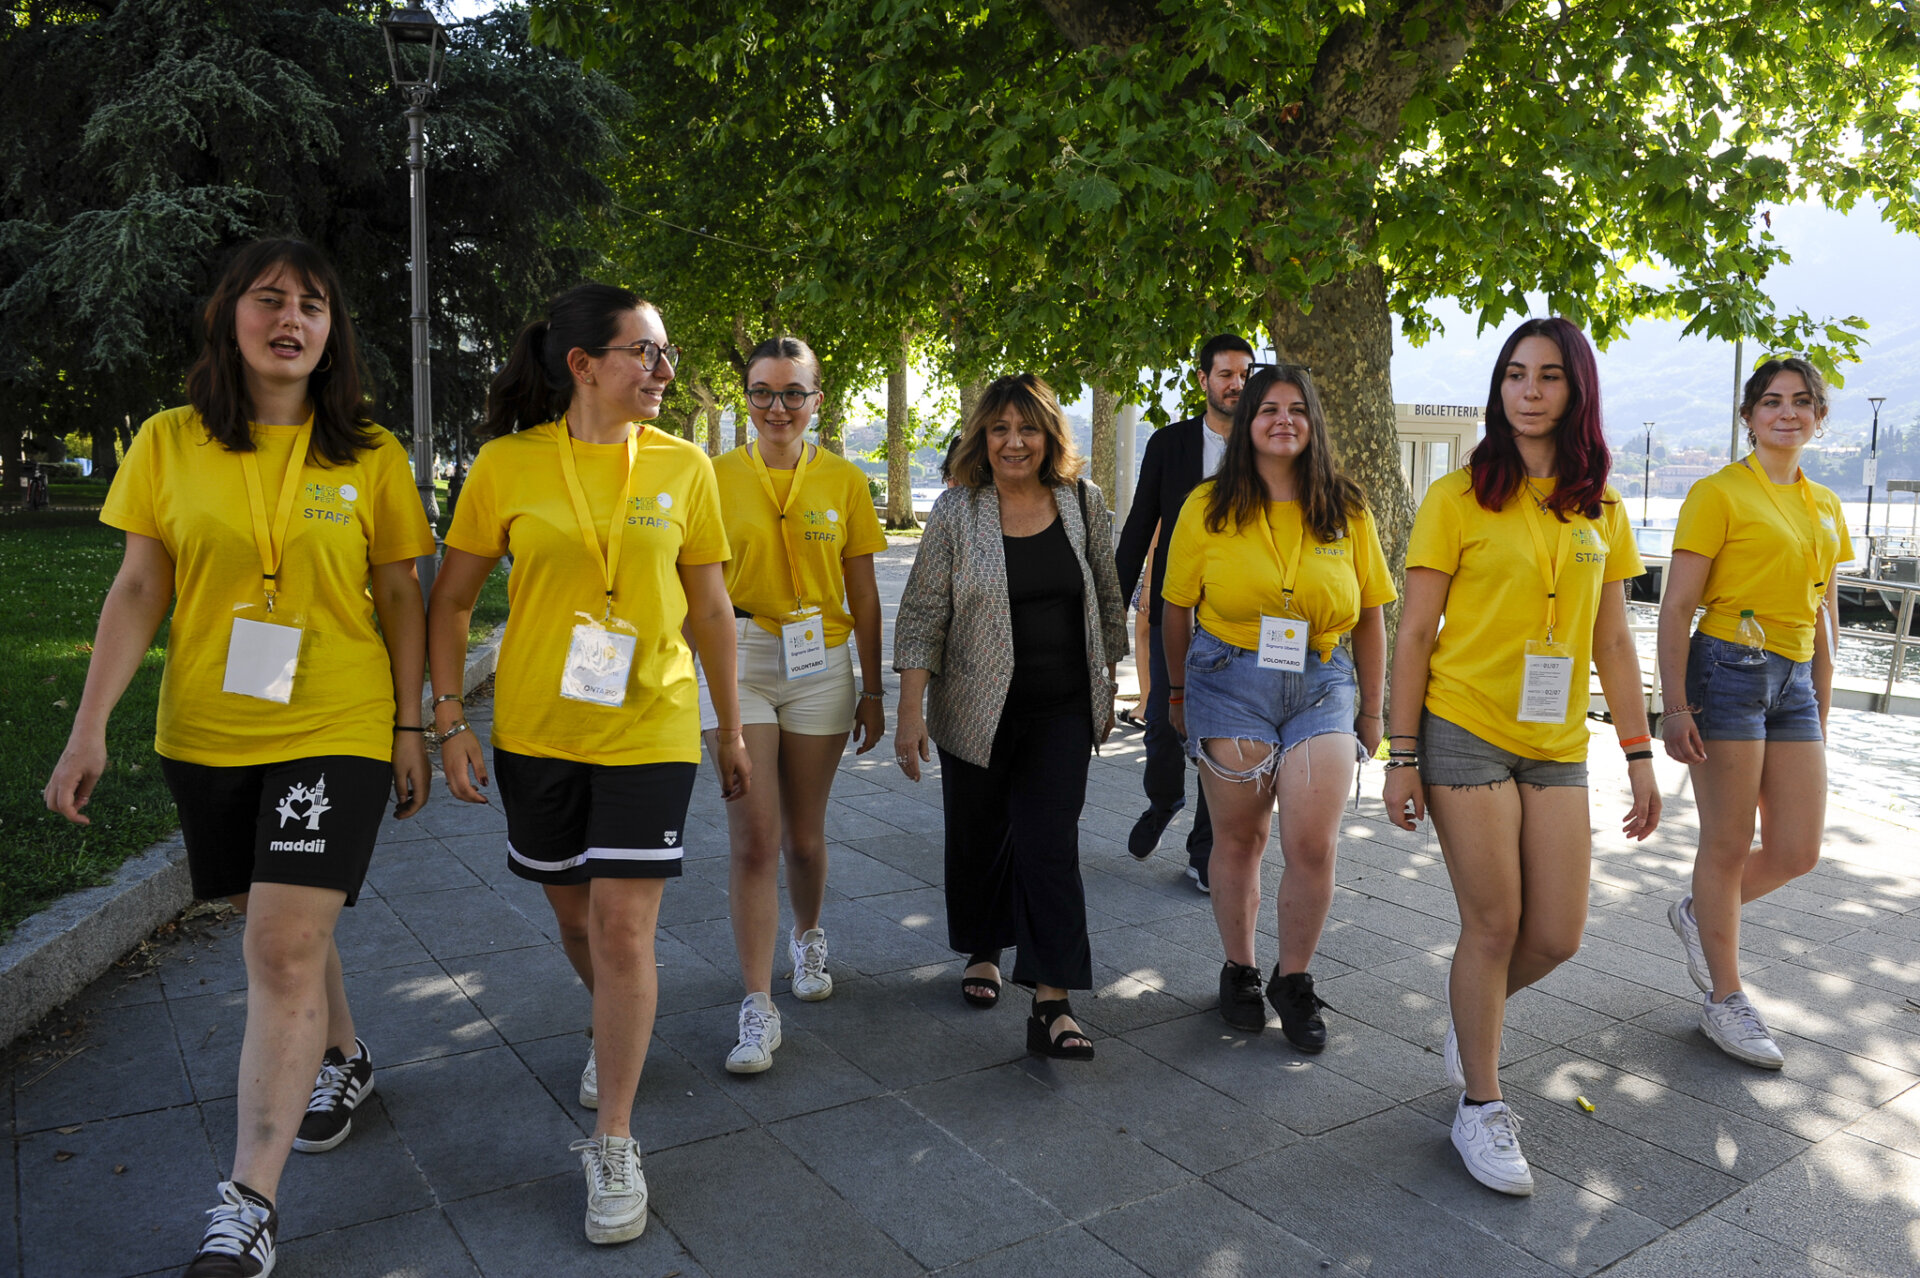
[1395,402,1482,504]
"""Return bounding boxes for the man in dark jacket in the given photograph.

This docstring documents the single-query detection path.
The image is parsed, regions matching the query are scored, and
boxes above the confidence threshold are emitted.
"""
[1114,334,1255,892]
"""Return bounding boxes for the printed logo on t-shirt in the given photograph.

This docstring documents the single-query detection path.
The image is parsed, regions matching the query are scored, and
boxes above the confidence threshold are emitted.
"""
[1572,526,1606,565]
[270,775,330,852]
[626,491,677,530]
[663,830,678,846]
[303,479,359,526]
[802,509,840,543]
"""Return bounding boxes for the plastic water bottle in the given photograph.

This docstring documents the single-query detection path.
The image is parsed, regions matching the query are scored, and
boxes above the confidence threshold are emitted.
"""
[1735,609,1767,665]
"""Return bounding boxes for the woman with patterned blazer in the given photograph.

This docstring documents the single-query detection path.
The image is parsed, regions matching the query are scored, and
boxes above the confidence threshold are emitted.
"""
[893,374,1128,1060]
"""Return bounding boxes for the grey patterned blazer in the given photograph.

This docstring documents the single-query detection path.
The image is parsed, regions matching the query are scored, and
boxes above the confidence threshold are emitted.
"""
[893,478,1129,767]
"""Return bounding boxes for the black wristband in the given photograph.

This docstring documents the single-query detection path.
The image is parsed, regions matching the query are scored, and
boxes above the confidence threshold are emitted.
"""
[1624,749,1654,761]
[394,725,426,733]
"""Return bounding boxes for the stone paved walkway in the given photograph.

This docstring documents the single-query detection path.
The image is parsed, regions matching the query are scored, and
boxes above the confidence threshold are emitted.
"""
[7,540,1920,1277]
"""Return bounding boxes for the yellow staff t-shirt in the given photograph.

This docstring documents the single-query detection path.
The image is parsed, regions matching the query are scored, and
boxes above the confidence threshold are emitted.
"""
[713,442,888,646]
[1672,461,1851,663]
[100,406,436,767]
[1407,469,1642,762]
[1160,484,1397,658]
[445,421,729,765]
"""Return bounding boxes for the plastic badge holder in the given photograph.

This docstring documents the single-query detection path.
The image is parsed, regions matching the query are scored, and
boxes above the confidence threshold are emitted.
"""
[1258,614,1309,672]
[781,608,828,680]
[1517,638,1574,723]
[562,612,639,707]
[223,605,304,703]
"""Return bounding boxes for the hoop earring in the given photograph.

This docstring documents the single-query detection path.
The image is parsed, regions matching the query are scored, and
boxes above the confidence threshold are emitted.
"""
[1815,421,1828,440]
[315,350,334,373]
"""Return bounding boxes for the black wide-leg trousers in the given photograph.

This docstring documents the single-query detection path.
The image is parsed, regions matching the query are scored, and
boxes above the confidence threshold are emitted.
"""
[937,710,1094,991]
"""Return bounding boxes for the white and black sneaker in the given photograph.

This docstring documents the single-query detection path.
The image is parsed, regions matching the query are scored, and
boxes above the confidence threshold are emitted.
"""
[579,1041,599,1109]
[183,1180,277,1277]
[1451,1096,1535,1196]
[293,1037,374,1153]
[789,927,834,1002]
[1669,894,1713,993]
[571,1134,648,1244]
[724,992,782,1074]
[1700,991,1785,1069]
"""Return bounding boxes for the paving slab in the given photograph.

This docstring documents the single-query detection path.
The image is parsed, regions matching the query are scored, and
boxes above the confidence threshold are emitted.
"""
[1708,1131,1920,1277]
[1083,1181,1357,1278]
[444,1171,710,1278]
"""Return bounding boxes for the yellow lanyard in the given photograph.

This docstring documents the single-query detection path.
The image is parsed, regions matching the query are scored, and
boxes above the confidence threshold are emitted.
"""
[1251,501,1309,618]
[555,418,641,621]
[1519,481,1576,641]
[747,439,813,615]
[1742,456,1829,612]
[238,417,315,613]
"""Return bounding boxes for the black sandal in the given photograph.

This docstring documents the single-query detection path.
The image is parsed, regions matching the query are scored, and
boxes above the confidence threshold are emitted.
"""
[1027,998,1095,1060]
[961,951,1002,1009]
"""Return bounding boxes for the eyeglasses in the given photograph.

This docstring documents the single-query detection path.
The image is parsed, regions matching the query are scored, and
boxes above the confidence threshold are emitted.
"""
[591,340,681,371]
[745,387,821,410]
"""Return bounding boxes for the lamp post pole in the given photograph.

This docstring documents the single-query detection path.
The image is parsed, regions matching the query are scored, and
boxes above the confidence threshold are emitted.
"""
[405,89,437,602]
[383,4,448,606]
[1642,421,1654,527]
[1866,396,1886,560]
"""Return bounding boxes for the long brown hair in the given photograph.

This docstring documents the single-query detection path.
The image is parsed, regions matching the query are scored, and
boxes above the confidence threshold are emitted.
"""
[184,239,379,466]
[1204,364,1365,543]
[947,373,1085,489]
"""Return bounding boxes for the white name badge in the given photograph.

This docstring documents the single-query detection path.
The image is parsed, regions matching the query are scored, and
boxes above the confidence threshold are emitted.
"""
[1258,615,1309,672]
[781,612,829,680]
[1517,640,1575,723]
[562,620,638,706]
[223,617,303,703]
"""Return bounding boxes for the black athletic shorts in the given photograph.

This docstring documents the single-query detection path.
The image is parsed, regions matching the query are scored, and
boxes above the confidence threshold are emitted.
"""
[492,748,694,885]
[160,754,391,905]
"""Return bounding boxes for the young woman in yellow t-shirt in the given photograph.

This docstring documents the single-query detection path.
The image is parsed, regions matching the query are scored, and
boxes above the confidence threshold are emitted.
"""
[44,239,436,1277]
[1657,357,1849,1071]
[1160,364,1395,1052]
[1384,317,1660,1198]
[698,337,889,1075]
[427,284,748,1246]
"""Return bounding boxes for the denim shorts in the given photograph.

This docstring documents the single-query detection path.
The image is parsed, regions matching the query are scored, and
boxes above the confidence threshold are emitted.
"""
[1683,632,1823,742]
[1416,712,1588,789]
[1182,627,1359,772]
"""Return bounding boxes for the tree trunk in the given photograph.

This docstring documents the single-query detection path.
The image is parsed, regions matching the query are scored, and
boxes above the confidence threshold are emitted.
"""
[91,417,119,482]
[885,331,917,529]
[735,403,749,449]
[957,378,983,433]
[1266,260,1411,576]
[0,417,22,505]
[689,378,723,456]
[819,383,846,456]
[1089,382,1117,497]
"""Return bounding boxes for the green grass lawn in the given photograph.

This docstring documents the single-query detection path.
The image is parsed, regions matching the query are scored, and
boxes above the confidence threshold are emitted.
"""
[0,518,508,939]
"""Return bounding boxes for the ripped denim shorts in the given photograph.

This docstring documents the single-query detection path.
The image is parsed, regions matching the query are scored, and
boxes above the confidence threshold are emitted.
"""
[1182,626,1358,779]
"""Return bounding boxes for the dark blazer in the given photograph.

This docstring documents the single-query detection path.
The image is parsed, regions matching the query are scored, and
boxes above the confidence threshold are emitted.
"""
[1115,416,1210,626]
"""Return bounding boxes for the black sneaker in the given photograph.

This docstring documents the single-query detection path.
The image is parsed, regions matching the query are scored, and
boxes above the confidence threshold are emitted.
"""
[1218,962,1266,1031]
[293,1036,374,1153]
[1128,805,1177,860]
[1186,858,1210,894]
[1268,969,1330,1053]
[184,1181,276,1277]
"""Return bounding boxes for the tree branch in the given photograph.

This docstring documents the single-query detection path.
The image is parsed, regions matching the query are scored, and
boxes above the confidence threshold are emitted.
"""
[1033,0,1157,51]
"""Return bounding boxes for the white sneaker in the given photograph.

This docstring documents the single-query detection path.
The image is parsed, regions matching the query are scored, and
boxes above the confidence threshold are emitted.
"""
[579,1042,598,1110]
[1451,1096,1535,1196]
[1442,1021,1467,1092]
[724,992,782,1074]
[1700,991,1785,1069]
[571,1134,648,1244]
[789,927,834,1002]
[1669,895,1712,993]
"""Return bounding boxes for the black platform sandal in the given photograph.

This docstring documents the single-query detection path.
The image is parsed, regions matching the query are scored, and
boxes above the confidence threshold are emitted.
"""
[961,951,1002,1009]
[1027,998,1095,1060]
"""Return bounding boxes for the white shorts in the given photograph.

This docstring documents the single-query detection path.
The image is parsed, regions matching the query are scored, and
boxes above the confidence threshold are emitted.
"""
[697,617,858,736]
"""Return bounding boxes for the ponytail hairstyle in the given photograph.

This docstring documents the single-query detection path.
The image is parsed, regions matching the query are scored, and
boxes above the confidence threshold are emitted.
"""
[484,283,652,437]
[184,238,379,466]
[1468,317,1611,521]
[743,335,822,388]
[1740,357,1829,446]
[1203,364,1366,544]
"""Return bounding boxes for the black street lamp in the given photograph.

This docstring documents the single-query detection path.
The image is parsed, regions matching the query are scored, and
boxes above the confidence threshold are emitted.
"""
[383,4,448,601]
[1642,421,1654,527]
[1866,396,1887,558]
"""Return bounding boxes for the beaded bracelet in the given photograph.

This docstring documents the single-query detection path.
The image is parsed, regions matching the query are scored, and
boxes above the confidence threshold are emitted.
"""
[859,691,885,702]
[1662,704,1700,717]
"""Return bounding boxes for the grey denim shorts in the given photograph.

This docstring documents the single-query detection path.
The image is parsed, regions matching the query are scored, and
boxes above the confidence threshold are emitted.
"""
[1417,711,1588,789]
